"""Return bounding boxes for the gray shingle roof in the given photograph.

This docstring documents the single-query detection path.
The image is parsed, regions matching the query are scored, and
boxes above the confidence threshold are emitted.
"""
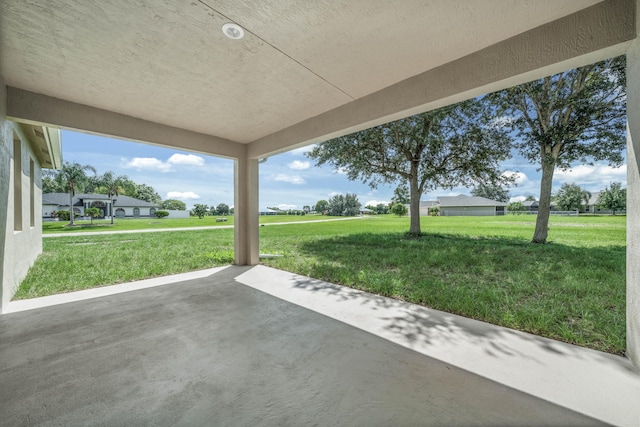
[587,192,601,205]
[437,195,507,207]
[112,195,157,208]
[42,193,73,206]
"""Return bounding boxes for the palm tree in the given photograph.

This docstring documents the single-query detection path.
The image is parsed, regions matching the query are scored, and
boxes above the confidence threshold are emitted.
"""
[99,172,128,224]
[51,162,97,225]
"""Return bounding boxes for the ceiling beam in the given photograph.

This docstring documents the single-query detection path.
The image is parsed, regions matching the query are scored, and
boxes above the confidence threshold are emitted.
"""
[6,87,245,159]
[248,0,634,159]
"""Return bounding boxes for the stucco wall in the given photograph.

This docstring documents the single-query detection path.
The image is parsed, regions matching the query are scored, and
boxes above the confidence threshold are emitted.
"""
[0,78,11,311]
[114,207,154,218]
[626,16,640,369]
[42,204,59,218]
[0,76,44,311]
[441,207,496,217]
[164,210,190,219]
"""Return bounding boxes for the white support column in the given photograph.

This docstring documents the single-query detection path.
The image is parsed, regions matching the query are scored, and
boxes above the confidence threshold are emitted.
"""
[234,154,259,266]
[627,13,640,369]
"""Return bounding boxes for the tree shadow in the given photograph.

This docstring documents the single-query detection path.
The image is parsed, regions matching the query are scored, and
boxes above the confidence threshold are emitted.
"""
[278,268,635,376]
[284,231,628,362]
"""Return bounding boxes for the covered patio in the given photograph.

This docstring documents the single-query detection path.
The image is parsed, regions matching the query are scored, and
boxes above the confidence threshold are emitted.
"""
[1,1,640,424]
[3,265,639,425]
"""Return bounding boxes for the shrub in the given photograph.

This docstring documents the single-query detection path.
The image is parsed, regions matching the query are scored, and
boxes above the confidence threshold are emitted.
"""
[155,210,169,218]
[57,210,70,221]
[508,201,526,215]
[390,202,408,217]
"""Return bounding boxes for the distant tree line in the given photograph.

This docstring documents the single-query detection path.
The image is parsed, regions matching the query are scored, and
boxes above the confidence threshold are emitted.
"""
[190,203,233,219]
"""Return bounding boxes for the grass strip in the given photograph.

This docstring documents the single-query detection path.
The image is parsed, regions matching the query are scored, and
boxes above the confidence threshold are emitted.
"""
[21,215,625,355]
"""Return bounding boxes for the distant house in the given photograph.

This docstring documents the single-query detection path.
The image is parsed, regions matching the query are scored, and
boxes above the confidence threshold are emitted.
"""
[585,192,601,213]
[43,193,157,219]
[409,201,439,217]
[583,191,626,214]
[523,200,538,211]
[259,208,279,216]
[437,195,507,216]
[408,195,507,217]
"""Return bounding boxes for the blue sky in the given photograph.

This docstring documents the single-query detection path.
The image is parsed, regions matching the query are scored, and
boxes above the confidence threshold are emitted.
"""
[60,129,627,210]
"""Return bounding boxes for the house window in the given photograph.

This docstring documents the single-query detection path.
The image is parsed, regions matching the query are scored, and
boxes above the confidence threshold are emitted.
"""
[115,208,125,218]
[13,137,22,231]
[29,158,35,227]
[133,207,140,217]
[149,208,156,217]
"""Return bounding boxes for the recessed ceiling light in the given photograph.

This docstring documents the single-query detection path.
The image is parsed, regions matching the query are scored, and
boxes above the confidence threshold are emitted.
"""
[222,23,244,40]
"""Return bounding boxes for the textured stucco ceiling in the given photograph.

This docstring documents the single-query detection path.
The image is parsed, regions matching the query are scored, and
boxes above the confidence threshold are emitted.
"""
[0,0,604,144]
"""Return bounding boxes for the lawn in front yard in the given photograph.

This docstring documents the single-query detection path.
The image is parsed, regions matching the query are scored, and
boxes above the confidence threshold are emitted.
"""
[20,215,625,355]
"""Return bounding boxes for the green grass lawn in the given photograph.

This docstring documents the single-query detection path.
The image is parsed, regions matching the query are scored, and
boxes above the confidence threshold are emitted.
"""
[42,213,332,233]
[21,214,626,355]
[259,215,626,355]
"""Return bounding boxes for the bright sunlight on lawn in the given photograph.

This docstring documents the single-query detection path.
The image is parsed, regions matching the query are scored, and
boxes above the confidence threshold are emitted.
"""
[20,215,625,355]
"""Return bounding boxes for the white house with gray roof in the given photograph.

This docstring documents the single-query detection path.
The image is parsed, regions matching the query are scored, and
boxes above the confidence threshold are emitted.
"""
[43,193,158,219]
[409,195,507,217]
[437,195,507,216]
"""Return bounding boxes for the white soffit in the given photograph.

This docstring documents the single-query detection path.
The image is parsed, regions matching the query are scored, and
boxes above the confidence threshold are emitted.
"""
[0,0,602,144]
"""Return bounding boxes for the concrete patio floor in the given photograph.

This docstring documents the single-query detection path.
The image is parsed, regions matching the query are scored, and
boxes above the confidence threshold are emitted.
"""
[2,266,639,426]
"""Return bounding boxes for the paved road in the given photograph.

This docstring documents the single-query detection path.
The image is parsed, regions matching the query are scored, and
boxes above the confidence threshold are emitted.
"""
[43,216,367,238]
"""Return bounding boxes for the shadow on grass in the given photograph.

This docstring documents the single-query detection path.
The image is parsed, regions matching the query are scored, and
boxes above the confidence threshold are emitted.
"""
[276,232,626,357]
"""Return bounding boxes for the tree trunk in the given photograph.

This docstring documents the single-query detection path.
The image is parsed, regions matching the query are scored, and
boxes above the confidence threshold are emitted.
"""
[532,159,555,243]
[408,174,421,235]
[69,192,75,226]
[110,197,115,224]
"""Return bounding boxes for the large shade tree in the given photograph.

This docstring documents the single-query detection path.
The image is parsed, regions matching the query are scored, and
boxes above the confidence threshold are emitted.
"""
[490,55,626,243]
[131,183,162,205]
[45,162,97,225]
[307,99,511,234]
[160,199,187,210]
[553,183,590,212]
[597,182,626,215]
[471,183,510,203]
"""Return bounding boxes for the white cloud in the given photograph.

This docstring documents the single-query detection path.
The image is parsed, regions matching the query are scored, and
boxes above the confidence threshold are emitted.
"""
[509,196,527,203]
[502,170,528,185]
[328,191,342,198]
[274,174,306,185]
[288,160,310,170]
[555,164,626,187]
[167,153,205,166]
[277,203,297,210]
[124,157,172,172]
[123,153,205,172]
[289,144,317,155]
[167,191,200,200]
[365,200,389,207]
